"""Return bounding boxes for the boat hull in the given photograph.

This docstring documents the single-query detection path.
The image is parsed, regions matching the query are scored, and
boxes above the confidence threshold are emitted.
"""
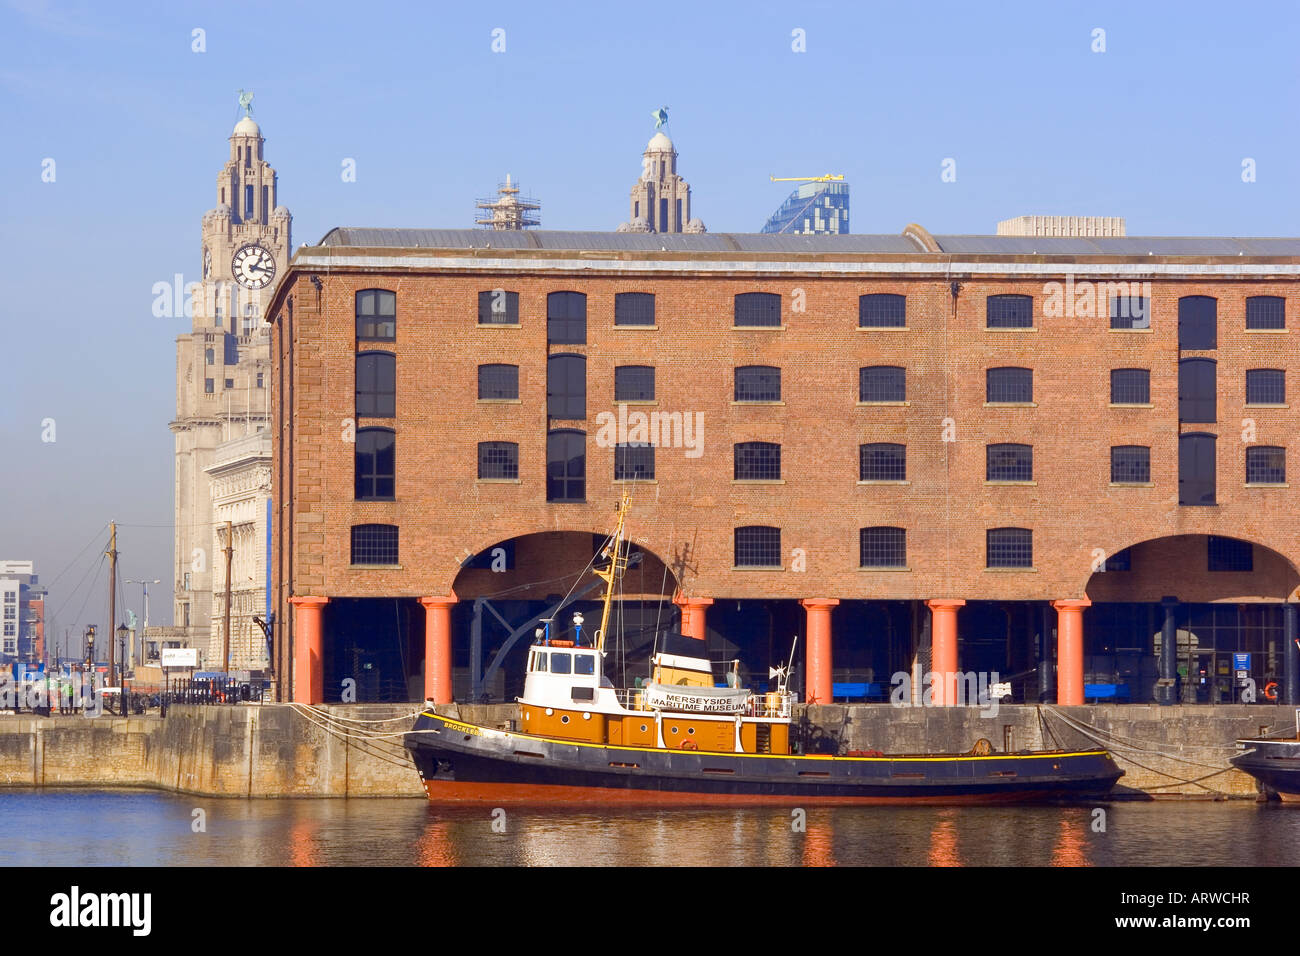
[404,712,1124,806]
[1230,738,1300,798]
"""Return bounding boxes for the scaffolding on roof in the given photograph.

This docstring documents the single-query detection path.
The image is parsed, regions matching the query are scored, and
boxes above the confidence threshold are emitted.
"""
[474,174,541,230]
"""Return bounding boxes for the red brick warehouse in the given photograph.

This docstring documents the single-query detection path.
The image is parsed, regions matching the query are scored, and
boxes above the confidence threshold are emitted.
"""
[266,226,1300,708]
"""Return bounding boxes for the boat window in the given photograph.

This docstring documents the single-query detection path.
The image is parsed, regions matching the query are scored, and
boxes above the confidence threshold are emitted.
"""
[532,652,546,673]
[550,653,572,674]
[574,654,595,676]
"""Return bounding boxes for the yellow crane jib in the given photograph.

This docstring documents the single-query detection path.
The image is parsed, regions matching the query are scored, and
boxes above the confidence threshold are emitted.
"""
[769,174,845,183]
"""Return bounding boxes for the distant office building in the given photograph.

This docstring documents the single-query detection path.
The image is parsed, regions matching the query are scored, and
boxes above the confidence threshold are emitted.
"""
[475,175,541,230]
[997,216,1126,238]
[762,181,850,235]
[619,132,706,234]
[0,561,46,663]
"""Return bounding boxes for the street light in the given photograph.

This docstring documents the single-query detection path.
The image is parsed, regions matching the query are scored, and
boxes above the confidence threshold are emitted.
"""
[117,623,130,715]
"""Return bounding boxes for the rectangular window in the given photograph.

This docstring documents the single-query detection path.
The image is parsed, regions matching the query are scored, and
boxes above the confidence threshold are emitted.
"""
[1110,446,1151,483]
[478,290,519,325]
[1246,296,1285,330]
[256,373,264,388]
[1178,433,1216,506]
[355,429,396,499]
[546,431,586,502]
[859,443,906,481]
[986,294,1033,329]
[859,527,906,568]
[1110,369,1150,404]
[986,444,1033,482]
[734,366,781,402]
[614,366,655,402]
[986,367,1032,403]
[1245,446,1285,485]
[356,353,396,417]
[734,442,781,480]
[478,441,519,480]
[987,528,1033,568]
[351,524,398,565]
[225,378,234,389]
[550,652,572,675]
[615,292,655,326]
[205,348,214,365]
[734,292,781,327]
[205,379,214,394]
[1208,536,1252,572]
[1178,359,1216,423]
[1110,295,1150,330]
[859,294,906,328]
[734,527,781,568]
[1245,369,1285,405]
[859,366,905,402]
[477,364,519,400]
[614,443,655,480]
[547,355,586,419]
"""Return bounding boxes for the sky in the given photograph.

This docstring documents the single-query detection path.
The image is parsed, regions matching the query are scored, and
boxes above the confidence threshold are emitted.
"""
[0,0,1297,642]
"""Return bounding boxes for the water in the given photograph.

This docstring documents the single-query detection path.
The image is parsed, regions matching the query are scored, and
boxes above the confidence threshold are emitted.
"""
[1,790,1297,866]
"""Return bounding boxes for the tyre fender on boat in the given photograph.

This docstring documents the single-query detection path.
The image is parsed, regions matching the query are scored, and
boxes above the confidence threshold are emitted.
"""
[680,739,698,751]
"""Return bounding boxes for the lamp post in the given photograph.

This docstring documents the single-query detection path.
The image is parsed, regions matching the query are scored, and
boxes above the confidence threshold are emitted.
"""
[84,626,96,717]
[117,623,130,716]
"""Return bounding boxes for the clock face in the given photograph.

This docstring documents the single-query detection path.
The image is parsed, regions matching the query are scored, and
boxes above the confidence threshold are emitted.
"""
[232,244,276,289]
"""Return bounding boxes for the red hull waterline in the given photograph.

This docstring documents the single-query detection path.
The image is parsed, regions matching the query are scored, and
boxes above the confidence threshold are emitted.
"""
[420,779,1084,807]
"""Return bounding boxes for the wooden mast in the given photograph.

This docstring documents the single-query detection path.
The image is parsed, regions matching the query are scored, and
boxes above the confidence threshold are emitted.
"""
[593,489,632,653]
[106,521,117,688]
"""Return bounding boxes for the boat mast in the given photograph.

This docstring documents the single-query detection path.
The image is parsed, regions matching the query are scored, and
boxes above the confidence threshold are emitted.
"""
[593,489,633,653]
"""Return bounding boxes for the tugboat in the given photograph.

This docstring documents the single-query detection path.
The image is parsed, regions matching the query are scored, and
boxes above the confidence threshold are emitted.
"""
[1230,722,1300,801]
[404,494,1124,805]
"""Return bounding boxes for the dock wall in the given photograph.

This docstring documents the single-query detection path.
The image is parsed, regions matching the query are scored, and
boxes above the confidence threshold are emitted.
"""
[0,702,1286,798]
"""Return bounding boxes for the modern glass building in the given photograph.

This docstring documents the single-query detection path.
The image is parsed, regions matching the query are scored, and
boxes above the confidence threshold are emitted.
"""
[761,181,850,235]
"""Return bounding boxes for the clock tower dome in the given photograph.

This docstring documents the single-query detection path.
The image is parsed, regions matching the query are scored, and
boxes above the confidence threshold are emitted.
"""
[169,105,290,671]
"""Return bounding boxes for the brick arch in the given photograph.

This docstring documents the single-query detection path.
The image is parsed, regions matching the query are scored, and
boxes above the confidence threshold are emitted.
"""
[444,528,681,602]
[1082,533,1300,604]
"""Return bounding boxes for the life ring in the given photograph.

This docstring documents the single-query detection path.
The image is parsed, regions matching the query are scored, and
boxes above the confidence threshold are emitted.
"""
[680,739,698,751]
[1264,681,1278,701]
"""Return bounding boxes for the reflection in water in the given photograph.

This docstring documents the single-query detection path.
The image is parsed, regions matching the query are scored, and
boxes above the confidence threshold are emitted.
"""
[1050,812,1091,867]
[1,790,1299,866]
[928,810,960,867]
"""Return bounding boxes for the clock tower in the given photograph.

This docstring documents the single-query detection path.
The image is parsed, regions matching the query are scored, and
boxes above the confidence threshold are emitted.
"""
[169,108,290,671]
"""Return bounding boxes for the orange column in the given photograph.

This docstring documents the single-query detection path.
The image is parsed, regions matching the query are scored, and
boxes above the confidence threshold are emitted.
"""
[801,599,840,704]
[420,597,457,704]
[1053,599,1091,706]
[288,596,329,704]
[673,595,713,641]
[926,599,966,706]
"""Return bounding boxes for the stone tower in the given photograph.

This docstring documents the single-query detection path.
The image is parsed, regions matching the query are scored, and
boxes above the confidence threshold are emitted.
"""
[619,132,706,234]
[170,113,289,668]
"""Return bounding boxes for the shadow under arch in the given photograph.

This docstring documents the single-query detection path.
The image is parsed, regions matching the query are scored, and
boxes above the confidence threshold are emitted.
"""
[450,529,682,702]
[1082,533,1300,605]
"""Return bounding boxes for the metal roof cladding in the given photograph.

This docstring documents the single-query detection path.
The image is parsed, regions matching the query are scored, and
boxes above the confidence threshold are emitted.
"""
[317,227,1300,257]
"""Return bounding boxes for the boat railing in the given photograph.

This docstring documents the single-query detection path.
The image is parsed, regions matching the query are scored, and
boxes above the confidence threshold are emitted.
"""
[615,688,795,718]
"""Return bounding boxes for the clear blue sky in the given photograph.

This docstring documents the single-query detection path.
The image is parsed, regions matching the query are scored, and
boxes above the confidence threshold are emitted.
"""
[1,0,1297,640]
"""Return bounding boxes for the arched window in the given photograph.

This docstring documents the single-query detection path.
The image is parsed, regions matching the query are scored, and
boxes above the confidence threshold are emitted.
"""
[734,292,781,327]
[734,527,781,567]
[1178,296,1217,350]
[356,352,395,417]
[859,366,905,402]
[1246,296,1285,330]
[614,366,655,402]
[734,366,781,402]
[356,289,396,340]
[478,290,519,325]
[615,292,655,326]
[477,364,519,400]
[548,291,587,344]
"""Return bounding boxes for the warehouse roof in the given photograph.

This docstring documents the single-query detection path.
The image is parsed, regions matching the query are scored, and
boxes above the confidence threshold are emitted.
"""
[317,227,1300,257]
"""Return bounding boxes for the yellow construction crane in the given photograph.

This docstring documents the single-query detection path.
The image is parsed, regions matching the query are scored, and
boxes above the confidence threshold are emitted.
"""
[769,174,845,183]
